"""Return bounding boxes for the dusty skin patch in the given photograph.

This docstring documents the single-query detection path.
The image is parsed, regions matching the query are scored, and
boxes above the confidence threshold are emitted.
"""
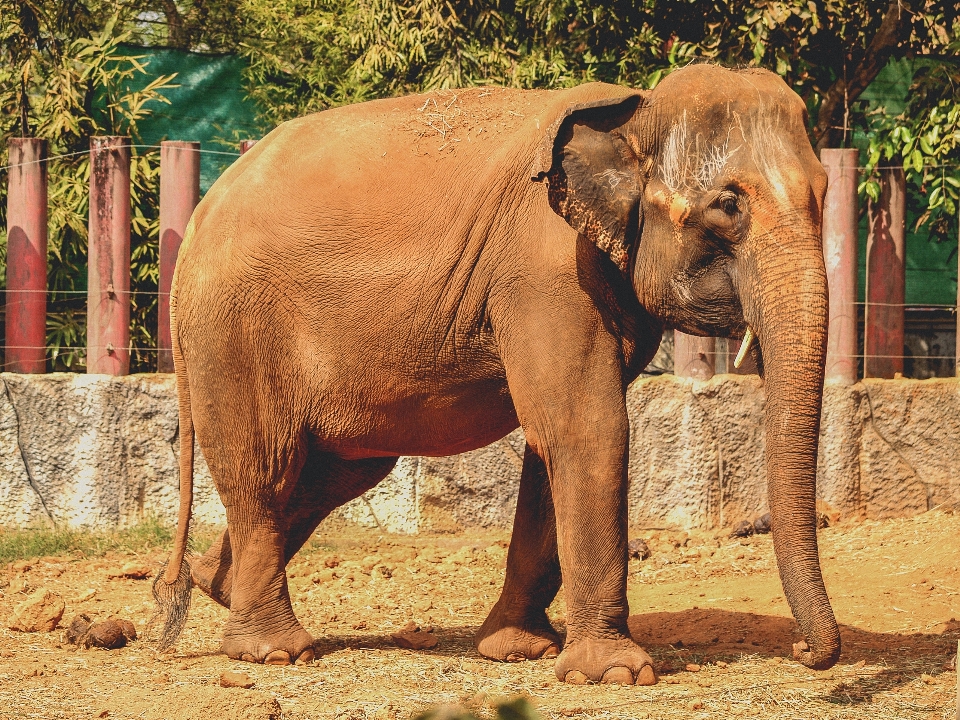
[403,88,541,158]
[0,511,957,718]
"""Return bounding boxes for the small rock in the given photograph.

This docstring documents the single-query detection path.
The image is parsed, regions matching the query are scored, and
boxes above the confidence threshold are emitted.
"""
[8,576,30,594]
[413,598,433,612]
[688,700,703,710]
[753,512,772,534]
[392,621,438,650]
[628,538,651,560]
[816,512,831,529]
[10,561,31,573]
[715,661,728,668]
[7,588,64,632]
[220,670,255,689]
[71,588,97,603]
[920,673,933,684]
[106,563,152,580]
[685,663,701,672]
[731,521,754,538]
[662,676,680,684]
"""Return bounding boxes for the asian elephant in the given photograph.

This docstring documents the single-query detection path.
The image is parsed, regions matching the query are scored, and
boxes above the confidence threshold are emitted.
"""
[155,63,840,684]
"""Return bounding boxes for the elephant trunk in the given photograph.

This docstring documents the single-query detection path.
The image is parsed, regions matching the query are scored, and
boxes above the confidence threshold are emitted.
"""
[753,247,841,670]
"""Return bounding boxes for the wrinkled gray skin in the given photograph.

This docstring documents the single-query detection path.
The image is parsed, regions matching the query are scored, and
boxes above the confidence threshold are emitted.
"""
[157,63,839,684]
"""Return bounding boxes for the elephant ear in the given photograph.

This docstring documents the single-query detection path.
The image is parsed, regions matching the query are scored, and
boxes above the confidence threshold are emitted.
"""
[531,93,646,271]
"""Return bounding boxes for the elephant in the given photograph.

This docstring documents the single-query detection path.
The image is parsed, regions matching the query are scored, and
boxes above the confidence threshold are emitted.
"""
[154,62,841,685]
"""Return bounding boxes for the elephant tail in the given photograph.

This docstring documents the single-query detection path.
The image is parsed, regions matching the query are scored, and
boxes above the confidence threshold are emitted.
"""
[152,246,195,652]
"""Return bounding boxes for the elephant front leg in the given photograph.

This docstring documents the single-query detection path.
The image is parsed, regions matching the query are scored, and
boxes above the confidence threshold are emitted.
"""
[500,311,657,686]
[546,422,656,686]
[476,444,563,662]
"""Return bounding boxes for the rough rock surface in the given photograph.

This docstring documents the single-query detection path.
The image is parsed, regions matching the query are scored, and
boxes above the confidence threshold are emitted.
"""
[0,373,956,532]
[0,374,221,528]
[7,587,64,632]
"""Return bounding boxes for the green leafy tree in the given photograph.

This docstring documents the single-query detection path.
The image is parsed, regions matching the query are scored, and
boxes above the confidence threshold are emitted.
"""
[1,1,958,375]
[220,0,959,239]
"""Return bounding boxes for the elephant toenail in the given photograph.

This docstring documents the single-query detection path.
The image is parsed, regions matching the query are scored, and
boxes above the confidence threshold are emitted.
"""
[564,670,590,685]
[264,650,292,665]
[541,645,560,660]
[505,652,526,662]
[240,653,257,663]
[295,648,315,665]
[601,666,635,685]
[635,664,657,686]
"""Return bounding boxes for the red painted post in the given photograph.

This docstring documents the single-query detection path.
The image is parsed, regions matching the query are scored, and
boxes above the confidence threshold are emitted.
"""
[158,141,200,373]
[674,331,715,380]
[87,136,131,375]
[240,139,257,154]
[5,138,48,373]
[821,149,860,384]
[864,165,906,379]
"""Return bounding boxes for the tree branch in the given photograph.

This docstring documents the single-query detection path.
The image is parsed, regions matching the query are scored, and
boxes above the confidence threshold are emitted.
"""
[813,0,911,151]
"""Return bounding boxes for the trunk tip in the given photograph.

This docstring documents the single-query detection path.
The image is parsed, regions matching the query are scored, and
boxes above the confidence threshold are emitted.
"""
[792,639,841,670]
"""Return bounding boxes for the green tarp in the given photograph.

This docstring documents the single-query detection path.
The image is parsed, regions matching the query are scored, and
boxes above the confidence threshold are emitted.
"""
[122,46,261,192]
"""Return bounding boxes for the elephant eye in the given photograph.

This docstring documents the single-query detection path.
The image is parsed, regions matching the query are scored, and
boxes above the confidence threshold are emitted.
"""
[717,191,740,216]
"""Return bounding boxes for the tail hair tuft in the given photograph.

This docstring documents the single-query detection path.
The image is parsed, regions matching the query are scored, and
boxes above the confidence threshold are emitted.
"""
[151,558,193,652]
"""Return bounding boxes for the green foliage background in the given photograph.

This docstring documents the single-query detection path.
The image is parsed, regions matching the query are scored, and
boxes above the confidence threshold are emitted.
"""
[0,0,958,371]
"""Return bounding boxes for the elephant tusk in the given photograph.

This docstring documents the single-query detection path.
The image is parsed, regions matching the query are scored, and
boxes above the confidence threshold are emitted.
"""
[734,327,755,369]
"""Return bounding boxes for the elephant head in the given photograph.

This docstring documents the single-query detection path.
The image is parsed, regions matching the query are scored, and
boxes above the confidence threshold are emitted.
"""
[534,64,840,670]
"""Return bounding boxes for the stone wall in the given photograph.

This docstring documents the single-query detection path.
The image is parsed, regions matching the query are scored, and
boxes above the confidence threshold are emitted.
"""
[0,373,956,532]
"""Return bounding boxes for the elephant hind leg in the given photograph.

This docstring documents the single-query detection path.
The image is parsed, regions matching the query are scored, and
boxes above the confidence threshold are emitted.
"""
[190,447,397,643]
[476,444,563,662]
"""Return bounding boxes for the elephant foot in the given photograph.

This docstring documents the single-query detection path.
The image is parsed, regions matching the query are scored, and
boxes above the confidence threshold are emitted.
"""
[222,625,315,666]
[555,636,657,686]
[475,602,562,662]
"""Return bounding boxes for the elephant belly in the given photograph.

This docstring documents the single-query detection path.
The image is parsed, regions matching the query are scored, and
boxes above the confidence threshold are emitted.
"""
[309,361,521,460]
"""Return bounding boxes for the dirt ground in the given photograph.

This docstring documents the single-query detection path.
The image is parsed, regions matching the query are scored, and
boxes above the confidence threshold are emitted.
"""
[0,510,958,720]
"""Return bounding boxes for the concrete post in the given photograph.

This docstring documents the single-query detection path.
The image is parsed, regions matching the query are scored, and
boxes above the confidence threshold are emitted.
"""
[821,149,860,384]
[674,331,715,380]
[240,139,257,154]
[87,137,131,375]
[864,165,906,379]
[5,138,48,373]
[158,141,200,373]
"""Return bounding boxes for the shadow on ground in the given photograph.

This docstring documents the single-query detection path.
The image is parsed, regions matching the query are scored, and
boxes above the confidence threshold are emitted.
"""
[308,608,957,707]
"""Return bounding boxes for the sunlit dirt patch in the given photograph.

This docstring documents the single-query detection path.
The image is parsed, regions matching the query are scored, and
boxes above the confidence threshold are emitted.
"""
[0,511,957,718]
